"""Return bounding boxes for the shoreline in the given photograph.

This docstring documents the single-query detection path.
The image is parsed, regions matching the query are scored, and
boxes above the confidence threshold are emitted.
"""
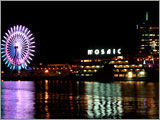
[1,75,159,82]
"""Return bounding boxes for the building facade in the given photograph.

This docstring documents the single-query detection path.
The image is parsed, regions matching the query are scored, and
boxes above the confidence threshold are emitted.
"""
[138,12,159,54]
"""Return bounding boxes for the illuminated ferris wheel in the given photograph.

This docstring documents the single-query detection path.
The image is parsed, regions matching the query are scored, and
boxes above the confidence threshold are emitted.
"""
[1,25,35,71]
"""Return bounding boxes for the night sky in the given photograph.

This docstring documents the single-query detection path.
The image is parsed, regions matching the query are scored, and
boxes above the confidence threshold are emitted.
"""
[1,1,159,65]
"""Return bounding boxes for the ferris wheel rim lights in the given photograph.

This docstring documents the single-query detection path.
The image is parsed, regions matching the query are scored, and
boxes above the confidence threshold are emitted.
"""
[1,25,35,71]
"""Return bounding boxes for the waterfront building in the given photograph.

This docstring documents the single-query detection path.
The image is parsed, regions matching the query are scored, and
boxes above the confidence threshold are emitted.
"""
[137,12,159,54]
[72,58,110,77]
[32,63,73,77]
[72,53,158,79]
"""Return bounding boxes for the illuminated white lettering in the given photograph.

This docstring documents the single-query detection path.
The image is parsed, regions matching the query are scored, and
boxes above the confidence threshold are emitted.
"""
[113,49,116,54]
[107,49,111,54]
[87,48,122,55]
[101,49,105,54]
[95,49,100,55]
[88,49,93,55]
[117,49,121,54]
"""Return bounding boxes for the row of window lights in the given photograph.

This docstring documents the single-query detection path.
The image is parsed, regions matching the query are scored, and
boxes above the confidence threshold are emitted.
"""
[140,27,159,30]
[82,69,97,73]
[141,39,159,42]
[109,60,128,64]
[140,47,159,50]
[80,57,124,63]
[141,42,159,45]
[137,58,155,62]
[80,65,104,69]
[114,71,145,78]
[149,27,159,29]
[75,74,93,76]
[114,64,143,68]
[81,59,102,62]
[113,69,145,72]
[141,44,159,46]
[142,34,159,36]
[112,56,124,60]
[33,67,71,70]
[44,69,73,73]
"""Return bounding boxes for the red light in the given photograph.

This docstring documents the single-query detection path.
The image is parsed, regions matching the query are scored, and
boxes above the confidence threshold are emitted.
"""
[139,51,142,54]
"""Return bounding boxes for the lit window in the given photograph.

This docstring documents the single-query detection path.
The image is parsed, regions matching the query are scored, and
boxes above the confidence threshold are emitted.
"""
[75,74,80,76]
[114,74,118,77]
[124,60,128,64]
[45,70,49,73]
[98,59,101,62]
[117,56,123,59]
[128,72,132,78]
[119,74,124,77]
[80,66,84,68]
[132,74,136,77]
[124,65,129,68]
[115,69,120,72]
[92,66,96,68]
[140,71,145,75]
[109,61,114,64]
[140,47,145,49]
[88,70,92,72]
[85,74,91,76]
[118,61,122,64]
[81,74,84,76]
[96,65,100,68]
[84,59,92,62]
[121,69,127,72]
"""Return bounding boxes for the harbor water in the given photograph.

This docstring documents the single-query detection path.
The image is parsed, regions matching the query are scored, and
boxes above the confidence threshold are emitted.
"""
[1,79,159,119]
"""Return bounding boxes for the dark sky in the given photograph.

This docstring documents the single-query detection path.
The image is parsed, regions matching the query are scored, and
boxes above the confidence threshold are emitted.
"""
[2,1,159,64]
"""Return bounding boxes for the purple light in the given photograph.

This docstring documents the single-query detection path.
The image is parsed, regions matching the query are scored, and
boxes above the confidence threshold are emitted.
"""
[1,81,35,119]
[1,25,35,71]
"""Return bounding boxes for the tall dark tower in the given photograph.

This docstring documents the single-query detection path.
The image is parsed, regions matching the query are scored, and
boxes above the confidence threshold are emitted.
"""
[137,12,159,54]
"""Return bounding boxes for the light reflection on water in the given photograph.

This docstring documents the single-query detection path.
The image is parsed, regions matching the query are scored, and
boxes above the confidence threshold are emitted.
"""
[1,80,159,119]
[1,81,35,119]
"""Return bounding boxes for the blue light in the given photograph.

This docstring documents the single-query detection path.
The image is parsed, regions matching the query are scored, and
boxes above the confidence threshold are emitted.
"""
[13,66,15,70]
[7,63,11,67]
[3,58,7,62]
[22,64,24,69]
[143,60,146,65]
[10,65,12,70]
[18,66,21,71]
[2,40,5,43]
[2,54,6,58]
[1,51,5,54]
[5,60,8,65]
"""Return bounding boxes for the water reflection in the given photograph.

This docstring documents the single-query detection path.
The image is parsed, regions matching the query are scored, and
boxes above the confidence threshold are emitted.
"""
[85,82,123,118]
[1,80,159,119]
[1,81,35,119]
